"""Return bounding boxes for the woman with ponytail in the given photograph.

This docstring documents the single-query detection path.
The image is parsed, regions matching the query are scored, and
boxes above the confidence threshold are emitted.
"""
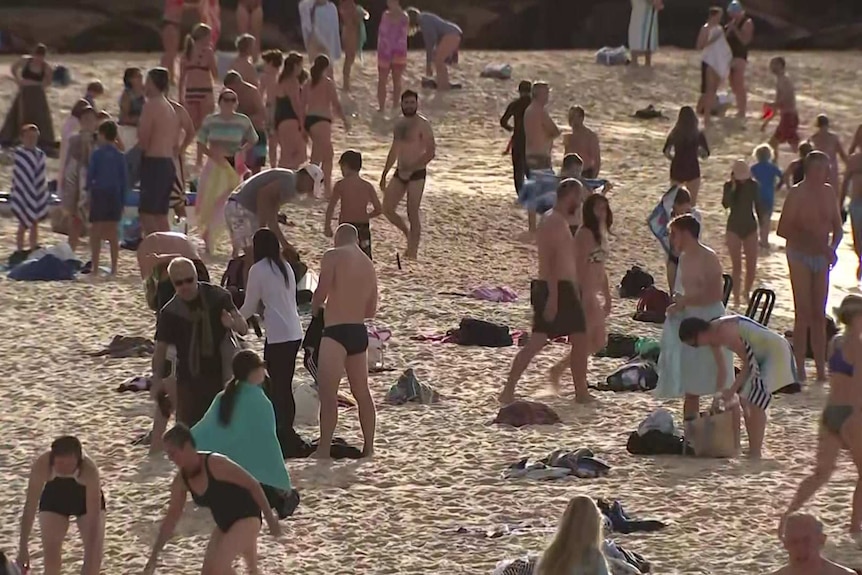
[304,54,350,197]
[191,349,300,519]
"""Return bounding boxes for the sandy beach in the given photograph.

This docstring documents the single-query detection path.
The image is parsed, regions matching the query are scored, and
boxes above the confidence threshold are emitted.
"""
[1,49,862,574]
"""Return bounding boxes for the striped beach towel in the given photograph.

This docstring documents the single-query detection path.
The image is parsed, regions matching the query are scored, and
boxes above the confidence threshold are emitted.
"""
[10,145,48,228]
[742,339,772,411]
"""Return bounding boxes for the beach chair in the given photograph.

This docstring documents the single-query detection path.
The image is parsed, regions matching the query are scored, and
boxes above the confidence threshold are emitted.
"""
[745,288,776,326]
[722,274,732,307]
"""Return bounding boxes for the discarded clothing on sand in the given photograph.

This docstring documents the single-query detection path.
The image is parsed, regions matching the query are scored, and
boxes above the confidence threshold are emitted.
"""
[439,286,518,303]
[592,359,658,392]
[493,539,651,575]
[494,400,560,427]
[479,63,513,79]
[504,448,611,480]
[412,318,513,347]
[117,375,151,393]
[385,368,440,405]
[626,408,692,456]
[452,521,551,539]
[618,265,655,299]
[90,335,154,358]
[597,498,667,534]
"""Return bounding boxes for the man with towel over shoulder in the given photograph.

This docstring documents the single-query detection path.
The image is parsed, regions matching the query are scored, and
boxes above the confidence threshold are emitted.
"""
[655,215,733,431]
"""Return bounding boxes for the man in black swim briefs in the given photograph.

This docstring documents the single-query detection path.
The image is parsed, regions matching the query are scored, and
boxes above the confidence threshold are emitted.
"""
[500,179,592,404]
[311,224,379,458]
[380,90,436,260]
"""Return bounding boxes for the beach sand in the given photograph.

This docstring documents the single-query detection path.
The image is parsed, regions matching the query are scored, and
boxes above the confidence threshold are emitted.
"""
[1,49,861,574]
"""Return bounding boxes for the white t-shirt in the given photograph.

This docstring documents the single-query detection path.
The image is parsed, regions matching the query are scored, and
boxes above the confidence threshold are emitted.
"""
[240,258,303,344]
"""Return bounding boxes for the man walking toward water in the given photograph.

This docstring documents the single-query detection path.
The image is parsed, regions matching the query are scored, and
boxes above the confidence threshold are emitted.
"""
[842,148,862,279]
[523,82,560,234]
[380,90,436,260]
[500,80,532,196]
[311,224,379,459]
[138,67,180,235]
[655,215,733,427]
[500,179,591,405]
[778,151,843,382]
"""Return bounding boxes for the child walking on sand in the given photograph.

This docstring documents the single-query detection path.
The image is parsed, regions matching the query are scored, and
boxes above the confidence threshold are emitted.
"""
[87,121,127,277]
[750,144,783,250]
[10,124,48,253]
[324,149,382,259]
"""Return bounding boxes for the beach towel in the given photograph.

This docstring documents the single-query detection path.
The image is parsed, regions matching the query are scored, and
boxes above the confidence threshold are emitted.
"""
[385,368,440,405]
[306,0,342,61]
[504,448,610,480]
[647,186,703,259]
[480,64,513,79]
[440,286,518,303]
[0,85,56,149]
[7,253,76,281]
[519,170,608,213]
[191,382,292,490]
[196,159,240,239]
[10,146,48,229]
[628,0,659,54]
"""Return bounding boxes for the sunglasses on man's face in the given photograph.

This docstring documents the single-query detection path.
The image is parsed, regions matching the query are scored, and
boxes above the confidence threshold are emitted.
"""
[172,276,196,287]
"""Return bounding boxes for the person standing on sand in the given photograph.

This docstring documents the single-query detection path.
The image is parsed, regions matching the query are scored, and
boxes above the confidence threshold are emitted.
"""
[764,57,800,161]
[236,0,264,58]
[179,24,218,154]
[406,7,462,91]
[655,215,733,429]
[772,514,857,574]
[563,106,602,179]
[224,70,268,175]
[161,0,192,85]
[722,160,760,307]
[376,0,409,111]
[781,297,862,536]
[10,125,47,255]
[311,224,379,459]
[325,150,382,259]
[628,0,662,67]
[274,53,308,169]
[229,34,260,87]
[380,90,436,260]
[663,186,701,290]
[750,144,784,250]
[663,106,710,205]
[500,80,532,196]
[86,121,127,278]
[777,151,843,383]
[338,0,365,93]
[167,96,196,221]
[305,55,351,197]
[500,179,591,405]
[810,114,849,193]
[679,314,796,459]
[784,141,814,188]
[523,82,561,234]
[725,0,754,118]
[138,67,180,236]
[696,7,732,128]
[842,148,862,280]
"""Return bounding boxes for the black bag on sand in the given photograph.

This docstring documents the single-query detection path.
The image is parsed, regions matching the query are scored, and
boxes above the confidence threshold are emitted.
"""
[452,318,513,347]
[619,266,655,299]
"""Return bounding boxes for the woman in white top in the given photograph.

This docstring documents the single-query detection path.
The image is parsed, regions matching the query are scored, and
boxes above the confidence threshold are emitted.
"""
[240,228,305,453]
[696,6,732,127]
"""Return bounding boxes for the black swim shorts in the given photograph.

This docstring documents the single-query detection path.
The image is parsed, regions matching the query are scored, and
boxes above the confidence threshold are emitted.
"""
[530,280,586,338]
[139,156,177,216]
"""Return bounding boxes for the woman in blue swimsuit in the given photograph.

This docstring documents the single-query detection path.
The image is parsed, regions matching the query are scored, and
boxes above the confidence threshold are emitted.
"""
[782,295,862,536]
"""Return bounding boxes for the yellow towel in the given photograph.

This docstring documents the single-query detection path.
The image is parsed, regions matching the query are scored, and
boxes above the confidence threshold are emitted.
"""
[196,159,239,238]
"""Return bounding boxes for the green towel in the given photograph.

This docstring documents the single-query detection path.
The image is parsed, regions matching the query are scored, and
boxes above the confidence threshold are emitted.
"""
[191,383,292,490]
[358,5,368,55]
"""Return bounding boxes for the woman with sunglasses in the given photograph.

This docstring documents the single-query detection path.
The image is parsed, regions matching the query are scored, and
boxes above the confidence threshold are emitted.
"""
[196,89,258,254]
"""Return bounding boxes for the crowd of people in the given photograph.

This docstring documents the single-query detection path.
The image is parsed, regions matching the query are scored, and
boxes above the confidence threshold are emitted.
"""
[3,0,862,573]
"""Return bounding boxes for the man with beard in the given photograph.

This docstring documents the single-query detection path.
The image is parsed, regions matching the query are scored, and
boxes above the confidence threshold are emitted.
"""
[380,90,436,260]
[499,80,532,196]
[499,178,590,405]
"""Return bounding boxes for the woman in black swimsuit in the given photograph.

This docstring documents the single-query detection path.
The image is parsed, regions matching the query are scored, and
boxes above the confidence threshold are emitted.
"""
[725,1,754,118]
[0,43,56,149]
[663,106,710,205]
[144,424,280,575]
[17,436,105,575]
[305,55,350,197]
[274,52,308,169]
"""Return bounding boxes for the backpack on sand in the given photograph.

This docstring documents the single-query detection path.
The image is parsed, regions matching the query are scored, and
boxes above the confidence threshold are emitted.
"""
[632,287,671,324]
[619,266,655,299]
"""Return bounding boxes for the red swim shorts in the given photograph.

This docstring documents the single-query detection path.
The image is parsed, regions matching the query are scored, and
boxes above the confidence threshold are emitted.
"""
[773,111,800,145]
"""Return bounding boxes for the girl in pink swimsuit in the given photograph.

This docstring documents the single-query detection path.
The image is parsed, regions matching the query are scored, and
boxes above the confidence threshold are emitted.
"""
[376,0,409,111]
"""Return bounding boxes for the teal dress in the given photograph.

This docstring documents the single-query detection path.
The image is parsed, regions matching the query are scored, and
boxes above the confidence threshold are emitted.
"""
[191,382,292,491]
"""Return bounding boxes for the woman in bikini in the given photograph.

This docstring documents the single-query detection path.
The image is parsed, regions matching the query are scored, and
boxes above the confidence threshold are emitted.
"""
[376,0,409,111]
[143,424,281,575]
[663,106,710,205]
[160,0,187,85]
[781,295,862,535]
[236,0,263,58]
[16,436,105,575]
[305,55,350,197]
[274,52,308,169]
[179,23,218,167]
[722,160,760,307]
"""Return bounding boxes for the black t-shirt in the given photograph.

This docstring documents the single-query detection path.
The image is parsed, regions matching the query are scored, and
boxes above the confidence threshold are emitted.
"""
[501,96,531,143]
[155,282,237,384]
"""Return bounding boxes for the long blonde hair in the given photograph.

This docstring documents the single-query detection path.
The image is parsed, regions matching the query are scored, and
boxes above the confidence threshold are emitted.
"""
[536,496,608,575]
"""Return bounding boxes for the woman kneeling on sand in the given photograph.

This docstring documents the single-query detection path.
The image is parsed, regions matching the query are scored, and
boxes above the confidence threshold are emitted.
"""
[782,296,862,535]
[144,424,281,575]
[17,436,105,575]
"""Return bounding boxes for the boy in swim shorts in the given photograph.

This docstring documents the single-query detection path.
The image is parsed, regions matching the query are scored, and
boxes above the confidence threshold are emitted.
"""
[766,57,800,160]
[324,150,382,260]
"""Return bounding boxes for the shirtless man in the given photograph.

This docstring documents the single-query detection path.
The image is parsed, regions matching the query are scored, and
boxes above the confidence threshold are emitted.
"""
[325,150,382,259]
[772,514,856,575]
[236,0,264,59]
[137,231,203,281]
[380,90,436,260]
[229,35,260,87]
[224,70,268,174]
[765,57,800,162]
[810,114,849,193]
[138,67,180,235]
[777,151,844,382]
[311,224,379,458]
[842,149,862,279]
[500,179,590,405]
[524,82,561,233]
[563,106,601,178]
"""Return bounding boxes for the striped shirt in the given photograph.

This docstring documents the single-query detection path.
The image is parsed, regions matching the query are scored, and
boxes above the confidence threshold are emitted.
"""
[196,112,258,156]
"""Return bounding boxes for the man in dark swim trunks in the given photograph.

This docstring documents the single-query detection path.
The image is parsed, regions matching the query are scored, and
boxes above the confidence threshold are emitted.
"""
[500,179,591,404]
[500,80,532,196]
[311,224,379,458]
[380,90,436,260]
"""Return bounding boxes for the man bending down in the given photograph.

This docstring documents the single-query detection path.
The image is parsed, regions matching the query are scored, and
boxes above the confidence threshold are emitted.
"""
[311,224,379,458]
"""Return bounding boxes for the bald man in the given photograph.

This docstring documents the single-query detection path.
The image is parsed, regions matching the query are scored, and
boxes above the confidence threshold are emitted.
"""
[311,224,379,459]
[773,514,855,575]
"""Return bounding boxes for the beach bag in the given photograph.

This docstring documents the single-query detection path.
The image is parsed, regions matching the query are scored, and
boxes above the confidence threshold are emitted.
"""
[686,399,738,458]
[632,287,671,324]
[619,266,654,298]
[293,382,320,426]
[453,318,513,347]
[367,328,391,371]
[604,360,658,392]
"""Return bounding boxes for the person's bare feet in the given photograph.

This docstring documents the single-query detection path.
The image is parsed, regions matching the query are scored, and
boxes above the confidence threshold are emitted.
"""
[311,448,332,461]
[548,365,565,391]
[498,390,515,405]
[403,249,418,261]
[575,393,596,404]
[361,446,374,458]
